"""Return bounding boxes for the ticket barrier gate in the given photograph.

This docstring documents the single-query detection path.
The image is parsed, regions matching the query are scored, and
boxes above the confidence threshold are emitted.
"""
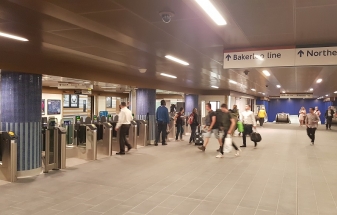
[68,124,97,160]
[97,122,112,156]
[43,127,67,173]
[0,132,17,182]
[167,118,176,141]
[111,122,120,152]
[128,121,138,149]
[137,120,148,146]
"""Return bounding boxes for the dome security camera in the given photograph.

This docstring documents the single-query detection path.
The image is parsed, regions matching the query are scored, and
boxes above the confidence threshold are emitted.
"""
[159,12,175,23]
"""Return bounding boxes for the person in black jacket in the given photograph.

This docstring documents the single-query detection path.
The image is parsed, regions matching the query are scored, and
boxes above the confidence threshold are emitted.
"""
[189,108,199,143]
[325,106,335,130]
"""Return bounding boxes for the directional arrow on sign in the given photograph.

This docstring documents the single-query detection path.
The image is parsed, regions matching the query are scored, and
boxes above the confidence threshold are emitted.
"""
[297,50,304,57]
[225,54,231,61]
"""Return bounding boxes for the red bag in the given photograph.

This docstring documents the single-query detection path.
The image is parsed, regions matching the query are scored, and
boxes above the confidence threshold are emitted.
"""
[188,113,194,125]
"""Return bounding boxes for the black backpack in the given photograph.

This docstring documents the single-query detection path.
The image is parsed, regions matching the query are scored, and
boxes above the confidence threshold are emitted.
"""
[215,109,225,127]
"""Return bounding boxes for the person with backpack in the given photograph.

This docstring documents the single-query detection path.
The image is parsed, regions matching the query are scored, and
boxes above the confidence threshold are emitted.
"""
[174,107,185,141]
[188,108,199,143]
[198,103,221,151]
[216,104,241,158]
[257,107,267,127]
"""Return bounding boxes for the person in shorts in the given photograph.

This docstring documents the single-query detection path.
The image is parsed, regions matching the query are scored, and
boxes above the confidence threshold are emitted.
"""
[198,103,221,151]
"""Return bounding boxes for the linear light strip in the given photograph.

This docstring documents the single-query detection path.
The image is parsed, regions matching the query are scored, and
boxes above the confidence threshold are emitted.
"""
[165,55,189,65]
[0,31,28,41]
[195,0,227,25]
[160,73,177,79]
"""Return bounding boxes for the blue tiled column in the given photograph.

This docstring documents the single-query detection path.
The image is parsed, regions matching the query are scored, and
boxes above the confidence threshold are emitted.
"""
[136,89,156,141]
[185,94,198,115]
[0,71,42,175]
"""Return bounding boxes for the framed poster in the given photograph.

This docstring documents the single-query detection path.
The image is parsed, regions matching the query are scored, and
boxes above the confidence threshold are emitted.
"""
[47,100,61,115]
[63,94,70,107]
[70,94,79,108]
[41,99,45,115]
[106,97,112,108]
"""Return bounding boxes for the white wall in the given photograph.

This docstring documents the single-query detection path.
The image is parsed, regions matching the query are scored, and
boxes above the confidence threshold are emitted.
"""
[97,96,106,112]
[42,93,63,124]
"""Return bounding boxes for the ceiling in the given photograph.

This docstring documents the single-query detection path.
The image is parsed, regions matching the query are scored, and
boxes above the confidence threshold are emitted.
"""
[0,0,337,97]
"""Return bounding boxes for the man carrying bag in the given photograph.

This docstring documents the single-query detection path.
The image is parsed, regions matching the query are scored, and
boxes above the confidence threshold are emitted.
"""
[216,104,241,158]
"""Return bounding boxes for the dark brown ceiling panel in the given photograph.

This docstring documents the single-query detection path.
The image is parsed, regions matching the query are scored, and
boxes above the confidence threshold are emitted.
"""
[46,0,122,14]
[296,0,337,8]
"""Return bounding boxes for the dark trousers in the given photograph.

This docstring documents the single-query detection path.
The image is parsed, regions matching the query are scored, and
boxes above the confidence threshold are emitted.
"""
[259,118,264,126]
[189,124,197,143]
[307,127,317,142]
[326,117,333,129]
[155,122,167,144]
[176,124,183,140]
[221,130,238,154]
[119,124,131,153]
[242,124,256,146]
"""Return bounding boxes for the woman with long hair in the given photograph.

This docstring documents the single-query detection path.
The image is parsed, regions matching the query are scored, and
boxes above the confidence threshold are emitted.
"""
[174,107,185,141]
[188,108,199,143]
[299,106,306,126]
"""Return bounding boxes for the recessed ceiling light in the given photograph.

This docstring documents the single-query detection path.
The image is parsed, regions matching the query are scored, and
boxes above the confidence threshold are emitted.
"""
[262,93,265,95]
[195,0,227,25]
[334,91,337,94]
[0,31,29,41]
[84,81,90,84]
[262,70,270,76]
[276,85,281,88]
[282,91,285,93]
[229,80,237,84]
[309,88,313,91]
[316,79,322,83]
[160,73,177,79]
[101,86,116,89]
[251,89,256,91]
[165,55,189,65]
[211,86,219,89]
[326,94,329,97]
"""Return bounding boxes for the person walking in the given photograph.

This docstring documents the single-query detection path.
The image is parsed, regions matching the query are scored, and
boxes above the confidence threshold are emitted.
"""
[257,107,267,127]
[299,107,306,126]
[115,102,133,155]
[314,106,321,124]
[198,103,221,151]
[155,100,170,146]
[325,106,335,130]
[174,107,185,141]
[306,107,319,145]
[189,108,199,144]
[232,105,241,136]
[216,104,241,158]
[240,104,257,148]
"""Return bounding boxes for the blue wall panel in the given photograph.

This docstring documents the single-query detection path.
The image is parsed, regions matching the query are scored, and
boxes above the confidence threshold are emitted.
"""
[136,89,156,115]
[185,94,198,115]
[268,99,327,122]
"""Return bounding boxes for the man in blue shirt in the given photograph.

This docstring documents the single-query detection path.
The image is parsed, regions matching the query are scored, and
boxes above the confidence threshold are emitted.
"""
[155,100,170,146]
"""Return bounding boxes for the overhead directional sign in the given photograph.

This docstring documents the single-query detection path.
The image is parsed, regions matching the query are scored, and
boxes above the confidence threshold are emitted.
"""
[295,46,337,66]
[224,46,337,69]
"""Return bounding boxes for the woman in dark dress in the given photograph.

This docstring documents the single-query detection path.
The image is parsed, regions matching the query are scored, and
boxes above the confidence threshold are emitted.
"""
[189,108,200,143]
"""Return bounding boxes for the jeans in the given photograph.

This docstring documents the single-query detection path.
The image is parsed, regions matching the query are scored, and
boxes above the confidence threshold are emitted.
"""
[307,127,317,142]
[259,118,264,126]
[242,124,256,146]
[326,117,333,129]
[176,124,183,140]
[119,124,132,153]
[155,121,167,144]
[221,130,238,154]
[189,124,197,143]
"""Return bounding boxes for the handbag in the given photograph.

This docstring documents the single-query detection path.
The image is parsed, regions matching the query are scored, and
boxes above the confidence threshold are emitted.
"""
[250,132,262,142]
[237,121,244,133]
[223,135,233,153]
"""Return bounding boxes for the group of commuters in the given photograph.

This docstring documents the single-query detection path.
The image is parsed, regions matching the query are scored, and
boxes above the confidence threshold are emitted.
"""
[299,106,335,130]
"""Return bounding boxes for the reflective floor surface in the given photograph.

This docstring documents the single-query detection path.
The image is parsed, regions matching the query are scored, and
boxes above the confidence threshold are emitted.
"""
[0,124,337,215]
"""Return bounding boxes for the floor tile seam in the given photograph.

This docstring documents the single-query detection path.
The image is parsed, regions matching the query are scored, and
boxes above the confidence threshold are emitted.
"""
[253,154,285,215]
[315,148,337,212]
[231,157,271,215]
[118,159,206,215]
[202,156,259,215]
[170,156,250,215]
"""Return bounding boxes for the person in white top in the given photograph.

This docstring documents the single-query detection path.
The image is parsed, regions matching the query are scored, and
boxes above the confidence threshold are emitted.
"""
[306,107,319,145]
[115,102,133,155]
[298,107,306,126]
[240,104,257,148]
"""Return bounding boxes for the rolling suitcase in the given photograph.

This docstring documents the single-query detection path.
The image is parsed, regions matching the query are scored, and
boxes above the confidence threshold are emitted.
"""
[195,126,204,146]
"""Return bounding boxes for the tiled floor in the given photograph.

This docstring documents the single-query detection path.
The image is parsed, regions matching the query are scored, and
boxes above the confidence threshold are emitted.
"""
[1,124,337,215]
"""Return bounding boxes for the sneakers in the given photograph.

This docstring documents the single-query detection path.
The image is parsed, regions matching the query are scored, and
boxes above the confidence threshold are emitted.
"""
[235,151,240,156]
[311,141,314,145]
[198,146,206,151]
[216,153,224,158]
[240,145,246,147]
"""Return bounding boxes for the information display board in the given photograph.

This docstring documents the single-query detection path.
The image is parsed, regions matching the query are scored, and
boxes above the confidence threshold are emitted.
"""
[47,100,61,115]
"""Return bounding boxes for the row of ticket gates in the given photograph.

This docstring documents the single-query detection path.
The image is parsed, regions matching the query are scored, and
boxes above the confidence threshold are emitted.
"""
[0,115,150,183]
